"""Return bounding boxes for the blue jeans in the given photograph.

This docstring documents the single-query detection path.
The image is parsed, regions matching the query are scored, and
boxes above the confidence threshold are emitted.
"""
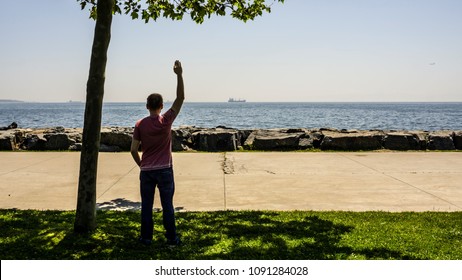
[140,167,177,241]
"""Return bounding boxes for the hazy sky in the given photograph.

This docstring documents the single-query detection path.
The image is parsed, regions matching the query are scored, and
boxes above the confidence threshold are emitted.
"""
[1,0,461,102]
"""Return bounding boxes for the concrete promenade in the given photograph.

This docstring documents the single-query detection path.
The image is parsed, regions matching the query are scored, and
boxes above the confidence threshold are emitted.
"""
[0,151,461,212]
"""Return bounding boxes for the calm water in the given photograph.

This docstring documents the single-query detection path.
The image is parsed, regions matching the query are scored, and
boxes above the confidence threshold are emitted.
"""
[1,102,461,131]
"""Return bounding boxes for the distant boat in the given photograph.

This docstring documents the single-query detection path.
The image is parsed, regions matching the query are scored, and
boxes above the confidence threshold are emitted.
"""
[228,98,246,103]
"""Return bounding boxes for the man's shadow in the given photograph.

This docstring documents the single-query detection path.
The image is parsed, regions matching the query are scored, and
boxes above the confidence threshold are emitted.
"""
[96,198,184,212]
[97,198,141,211]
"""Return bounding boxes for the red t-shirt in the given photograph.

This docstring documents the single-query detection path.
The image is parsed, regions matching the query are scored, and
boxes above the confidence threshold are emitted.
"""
[133,109,177,171]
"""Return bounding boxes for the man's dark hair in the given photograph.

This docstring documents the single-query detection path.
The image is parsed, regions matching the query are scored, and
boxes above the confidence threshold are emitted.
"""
[147,93,163,110]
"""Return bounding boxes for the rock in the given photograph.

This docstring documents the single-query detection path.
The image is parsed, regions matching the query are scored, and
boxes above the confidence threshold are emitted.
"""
[216,125,235,129]
[69,143,82,151]
[64,128,82,140]
[243,132,256,149]
[309,130,324,148]
[244,129,303,150]
[0,131,15,150]
[172,127,193,152]
[298,130,324,149]
[44,133,74,150]
[383,131,421,150]
[284,128,306,133]
[0,122,18,131]
[172,137,187,152]
[298,138,313,149]
[408,131,428,150]
[0,130,28,150]
[453,131,462,150]
[13,130,26,147]
[237,129,254,148]
[22,133,47,150]
[320,130,384,150]
[100,127,133,151]
[320,128,340,132]
[427,131,455,150]
[192,128,239,151]
[6,126,462,152]
[44,126,66,133]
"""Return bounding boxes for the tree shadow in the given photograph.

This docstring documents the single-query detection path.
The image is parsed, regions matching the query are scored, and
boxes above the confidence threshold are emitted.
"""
[173,211,418,260]
[0,210,76,259]
[0,210,424,260]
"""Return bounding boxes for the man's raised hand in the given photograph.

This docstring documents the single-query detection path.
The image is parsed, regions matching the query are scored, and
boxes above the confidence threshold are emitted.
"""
[174,60,183,75]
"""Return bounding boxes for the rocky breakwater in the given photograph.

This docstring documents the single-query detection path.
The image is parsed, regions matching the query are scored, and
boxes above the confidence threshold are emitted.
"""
[0,126,461,152]
[0,127,82,151]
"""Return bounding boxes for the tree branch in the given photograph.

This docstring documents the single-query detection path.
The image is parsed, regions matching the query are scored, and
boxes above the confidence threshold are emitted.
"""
[77,0,284,23]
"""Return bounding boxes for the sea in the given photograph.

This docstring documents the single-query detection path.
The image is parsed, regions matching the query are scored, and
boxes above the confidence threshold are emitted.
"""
[1,102,462,131]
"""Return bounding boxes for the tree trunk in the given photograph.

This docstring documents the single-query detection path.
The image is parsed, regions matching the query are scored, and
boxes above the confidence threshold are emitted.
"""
[74,0,114,233]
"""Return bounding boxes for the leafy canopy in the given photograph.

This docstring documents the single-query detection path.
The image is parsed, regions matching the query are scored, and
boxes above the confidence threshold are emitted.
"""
[78,0,284,23]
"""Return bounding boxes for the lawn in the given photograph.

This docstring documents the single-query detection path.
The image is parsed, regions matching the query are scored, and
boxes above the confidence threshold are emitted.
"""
[1,210,461,260]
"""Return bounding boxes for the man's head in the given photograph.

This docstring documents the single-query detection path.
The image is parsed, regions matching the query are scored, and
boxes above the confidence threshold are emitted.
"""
[146,93,163,112]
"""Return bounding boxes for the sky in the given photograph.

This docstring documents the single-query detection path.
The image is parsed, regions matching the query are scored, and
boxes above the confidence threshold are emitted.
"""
[0,0,461,103]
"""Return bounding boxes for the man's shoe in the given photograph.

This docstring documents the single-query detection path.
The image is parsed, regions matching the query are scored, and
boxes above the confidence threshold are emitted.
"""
[166,237,181,247]
[139,237,152,245]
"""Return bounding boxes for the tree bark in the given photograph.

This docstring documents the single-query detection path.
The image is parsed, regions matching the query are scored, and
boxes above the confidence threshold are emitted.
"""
[74,0,114,233]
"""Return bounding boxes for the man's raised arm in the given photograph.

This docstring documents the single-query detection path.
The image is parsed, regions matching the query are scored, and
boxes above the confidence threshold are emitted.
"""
[171,60,184,114]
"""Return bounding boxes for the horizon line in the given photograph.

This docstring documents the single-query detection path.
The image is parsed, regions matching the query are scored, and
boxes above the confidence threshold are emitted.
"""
[2,99,462,104]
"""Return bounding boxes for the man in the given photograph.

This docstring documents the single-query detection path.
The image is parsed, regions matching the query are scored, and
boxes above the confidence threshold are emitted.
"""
[131,60,184,246]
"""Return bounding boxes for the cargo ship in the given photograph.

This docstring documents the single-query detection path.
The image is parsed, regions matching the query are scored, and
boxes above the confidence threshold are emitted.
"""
[228,98,246,102]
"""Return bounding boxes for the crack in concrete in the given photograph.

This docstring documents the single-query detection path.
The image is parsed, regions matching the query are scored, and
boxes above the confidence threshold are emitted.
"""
[222,152,235,175]
[222,152,228,210]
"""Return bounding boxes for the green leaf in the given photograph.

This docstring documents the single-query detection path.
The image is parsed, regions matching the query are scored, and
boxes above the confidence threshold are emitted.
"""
[90,6,97,20]
[113,4,122,15]
[78,0,285,24]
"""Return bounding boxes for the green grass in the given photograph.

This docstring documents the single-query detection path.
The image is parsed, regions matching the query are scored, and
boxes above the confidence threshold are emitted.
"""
[1,210,461,260]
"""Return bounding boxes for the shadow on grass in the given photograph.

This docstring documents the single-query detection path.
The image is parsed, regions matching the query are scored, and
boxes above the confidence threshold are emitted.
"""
[0,209,417,260]
[174,211,416,260]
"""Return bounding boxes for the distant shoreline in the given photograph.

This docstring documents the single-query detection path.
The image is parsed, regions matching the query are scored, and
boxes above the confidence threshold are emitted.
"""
[1,101,462,104]
[0,99,24,103]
